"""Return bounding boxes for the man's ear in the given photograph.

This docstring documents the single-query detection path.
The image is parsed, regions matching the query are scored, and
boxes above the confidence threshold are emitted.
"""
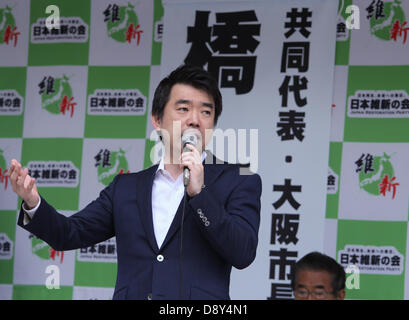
[151,114,161,130]
[151,114,163,141]
[336,289,346,300]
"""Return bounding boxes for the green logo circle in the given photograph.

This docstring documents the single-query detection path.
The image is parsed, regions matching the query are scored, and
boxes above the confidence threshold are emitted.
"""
[358,153,394,195]
[97,149,129,186]
[0,149,6,170]
[369,1,405,40]
[31,236,51,260]
[106,3,138,43]
[0,6,16,44]
[41,75,72,115]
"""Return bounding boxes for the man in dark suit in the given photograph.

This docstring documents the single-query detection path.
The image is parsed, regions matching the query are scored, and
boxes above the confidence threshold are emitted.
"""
[9,65,262,300]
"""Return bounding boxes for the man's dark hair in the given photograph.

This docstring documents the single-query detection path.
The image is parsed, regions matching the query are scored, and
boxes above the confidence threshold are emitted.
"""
[152,64,223,125]
[291,251,346,294]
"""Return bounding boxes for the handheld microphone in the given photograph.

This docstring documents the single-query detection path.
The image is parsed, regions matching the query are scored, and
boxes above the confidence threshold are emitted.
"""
[181,132,198,187]
[179,131,198,299]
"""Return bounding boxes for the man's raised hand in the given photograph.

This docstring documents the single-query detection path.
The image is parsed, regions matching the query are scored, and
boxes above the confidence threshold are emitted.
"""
[8,159,40,209]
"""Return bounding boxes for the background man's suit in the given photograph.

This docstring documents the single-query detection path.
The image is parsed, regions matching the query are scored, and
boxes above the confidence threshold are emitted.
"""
[18,154,262,300]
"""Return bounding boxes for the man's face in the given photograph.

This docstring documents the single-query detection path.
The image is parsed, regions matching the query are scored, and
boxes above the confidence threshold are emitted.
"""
[151,83,215,161]
[293,269,345,300]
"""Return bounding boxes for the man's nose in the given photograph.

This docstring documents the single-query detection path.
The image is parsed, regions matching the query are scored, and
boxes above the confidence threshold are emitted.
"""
[187,109,200,128]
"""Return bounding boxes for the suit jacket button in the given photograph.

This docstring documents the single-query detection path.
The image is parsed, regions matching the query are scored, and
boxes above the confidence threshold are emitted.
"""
[147,293,152,300]
[157,254,164,262]
[205,221,210,227]
[197,208,202,214]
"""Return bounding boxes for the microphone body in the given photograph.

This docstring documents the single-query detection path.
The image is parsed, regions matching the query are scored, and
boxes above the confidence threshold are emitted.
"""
[181,132,198,187]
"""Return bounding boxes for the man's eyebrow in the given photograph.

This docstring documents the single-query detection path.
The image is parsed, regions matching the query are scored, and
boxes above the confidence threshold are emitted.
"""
[175,99,191,105]
[313,285,325,289]
[175,99,214,109]
[201,102,214,108]
[296,284,326,289]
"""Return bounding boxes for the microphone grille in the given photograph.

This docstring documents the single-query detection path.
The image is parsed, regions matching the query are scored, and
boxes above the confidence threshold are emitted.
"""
[182,132,198,147]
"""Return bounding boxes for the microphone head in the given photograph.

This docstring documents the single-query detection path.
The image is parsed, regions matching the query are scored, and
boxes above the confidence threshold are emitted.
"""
[182,131,198,148]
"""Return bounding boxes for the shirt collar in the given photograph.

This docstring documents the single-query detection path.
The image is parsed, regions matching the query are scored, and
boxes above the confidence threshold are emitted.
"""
[156,151,207,174]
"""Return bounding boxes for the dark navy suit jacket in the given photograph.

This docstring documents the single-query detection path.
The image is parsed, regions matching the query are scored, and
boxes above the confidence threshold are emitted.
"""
[18,155,262,300]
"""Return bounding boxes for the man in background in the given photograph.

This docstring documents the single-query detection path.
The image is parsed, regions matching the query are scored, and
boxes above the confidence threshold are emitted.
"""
[292,251,346,300]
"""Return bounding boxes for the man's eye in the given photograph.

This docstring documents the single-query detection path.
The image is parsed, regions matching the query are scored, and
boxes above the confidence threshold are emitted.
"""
[314,291,325,297]
[178,107,188,112]
[295,289,308,296]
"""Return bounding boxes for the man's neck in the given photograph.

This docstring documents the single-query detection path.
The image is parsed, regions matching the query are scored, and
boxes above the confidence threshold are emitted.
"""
[164,162,183,180]
[163,152,183,180]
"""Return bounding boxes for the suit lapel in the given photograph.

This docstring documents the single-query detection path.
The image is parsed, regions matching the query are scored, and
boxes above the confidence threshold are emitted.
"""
[137,164,160,253]
[159,153,227,251]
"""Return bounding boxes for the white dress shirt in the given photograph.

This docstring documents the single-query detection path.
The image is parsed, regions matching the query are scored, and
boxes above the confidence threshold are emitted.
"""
[23,151,207,250]
[151,150,206,248]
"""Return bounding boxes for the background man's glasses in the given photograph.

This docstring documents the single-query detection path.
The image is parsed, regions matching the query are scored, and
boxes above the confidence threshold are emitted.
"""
[294,288,333,300]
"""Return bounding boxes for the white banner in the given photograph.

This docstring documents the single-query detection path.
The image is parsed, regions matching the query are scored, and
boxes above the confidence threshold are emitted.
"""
[161,0,338,299]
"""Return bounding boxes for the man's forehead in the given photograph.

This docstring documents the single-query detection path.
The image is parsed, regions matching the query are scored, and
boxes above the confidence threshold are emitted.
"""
[170,84,214,102]
[296,269,333,287]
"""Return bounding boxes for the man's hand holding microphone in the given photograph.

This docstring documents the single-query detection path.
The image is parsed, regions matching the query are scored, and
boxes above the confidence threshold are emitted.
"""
[180,129,205,198]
